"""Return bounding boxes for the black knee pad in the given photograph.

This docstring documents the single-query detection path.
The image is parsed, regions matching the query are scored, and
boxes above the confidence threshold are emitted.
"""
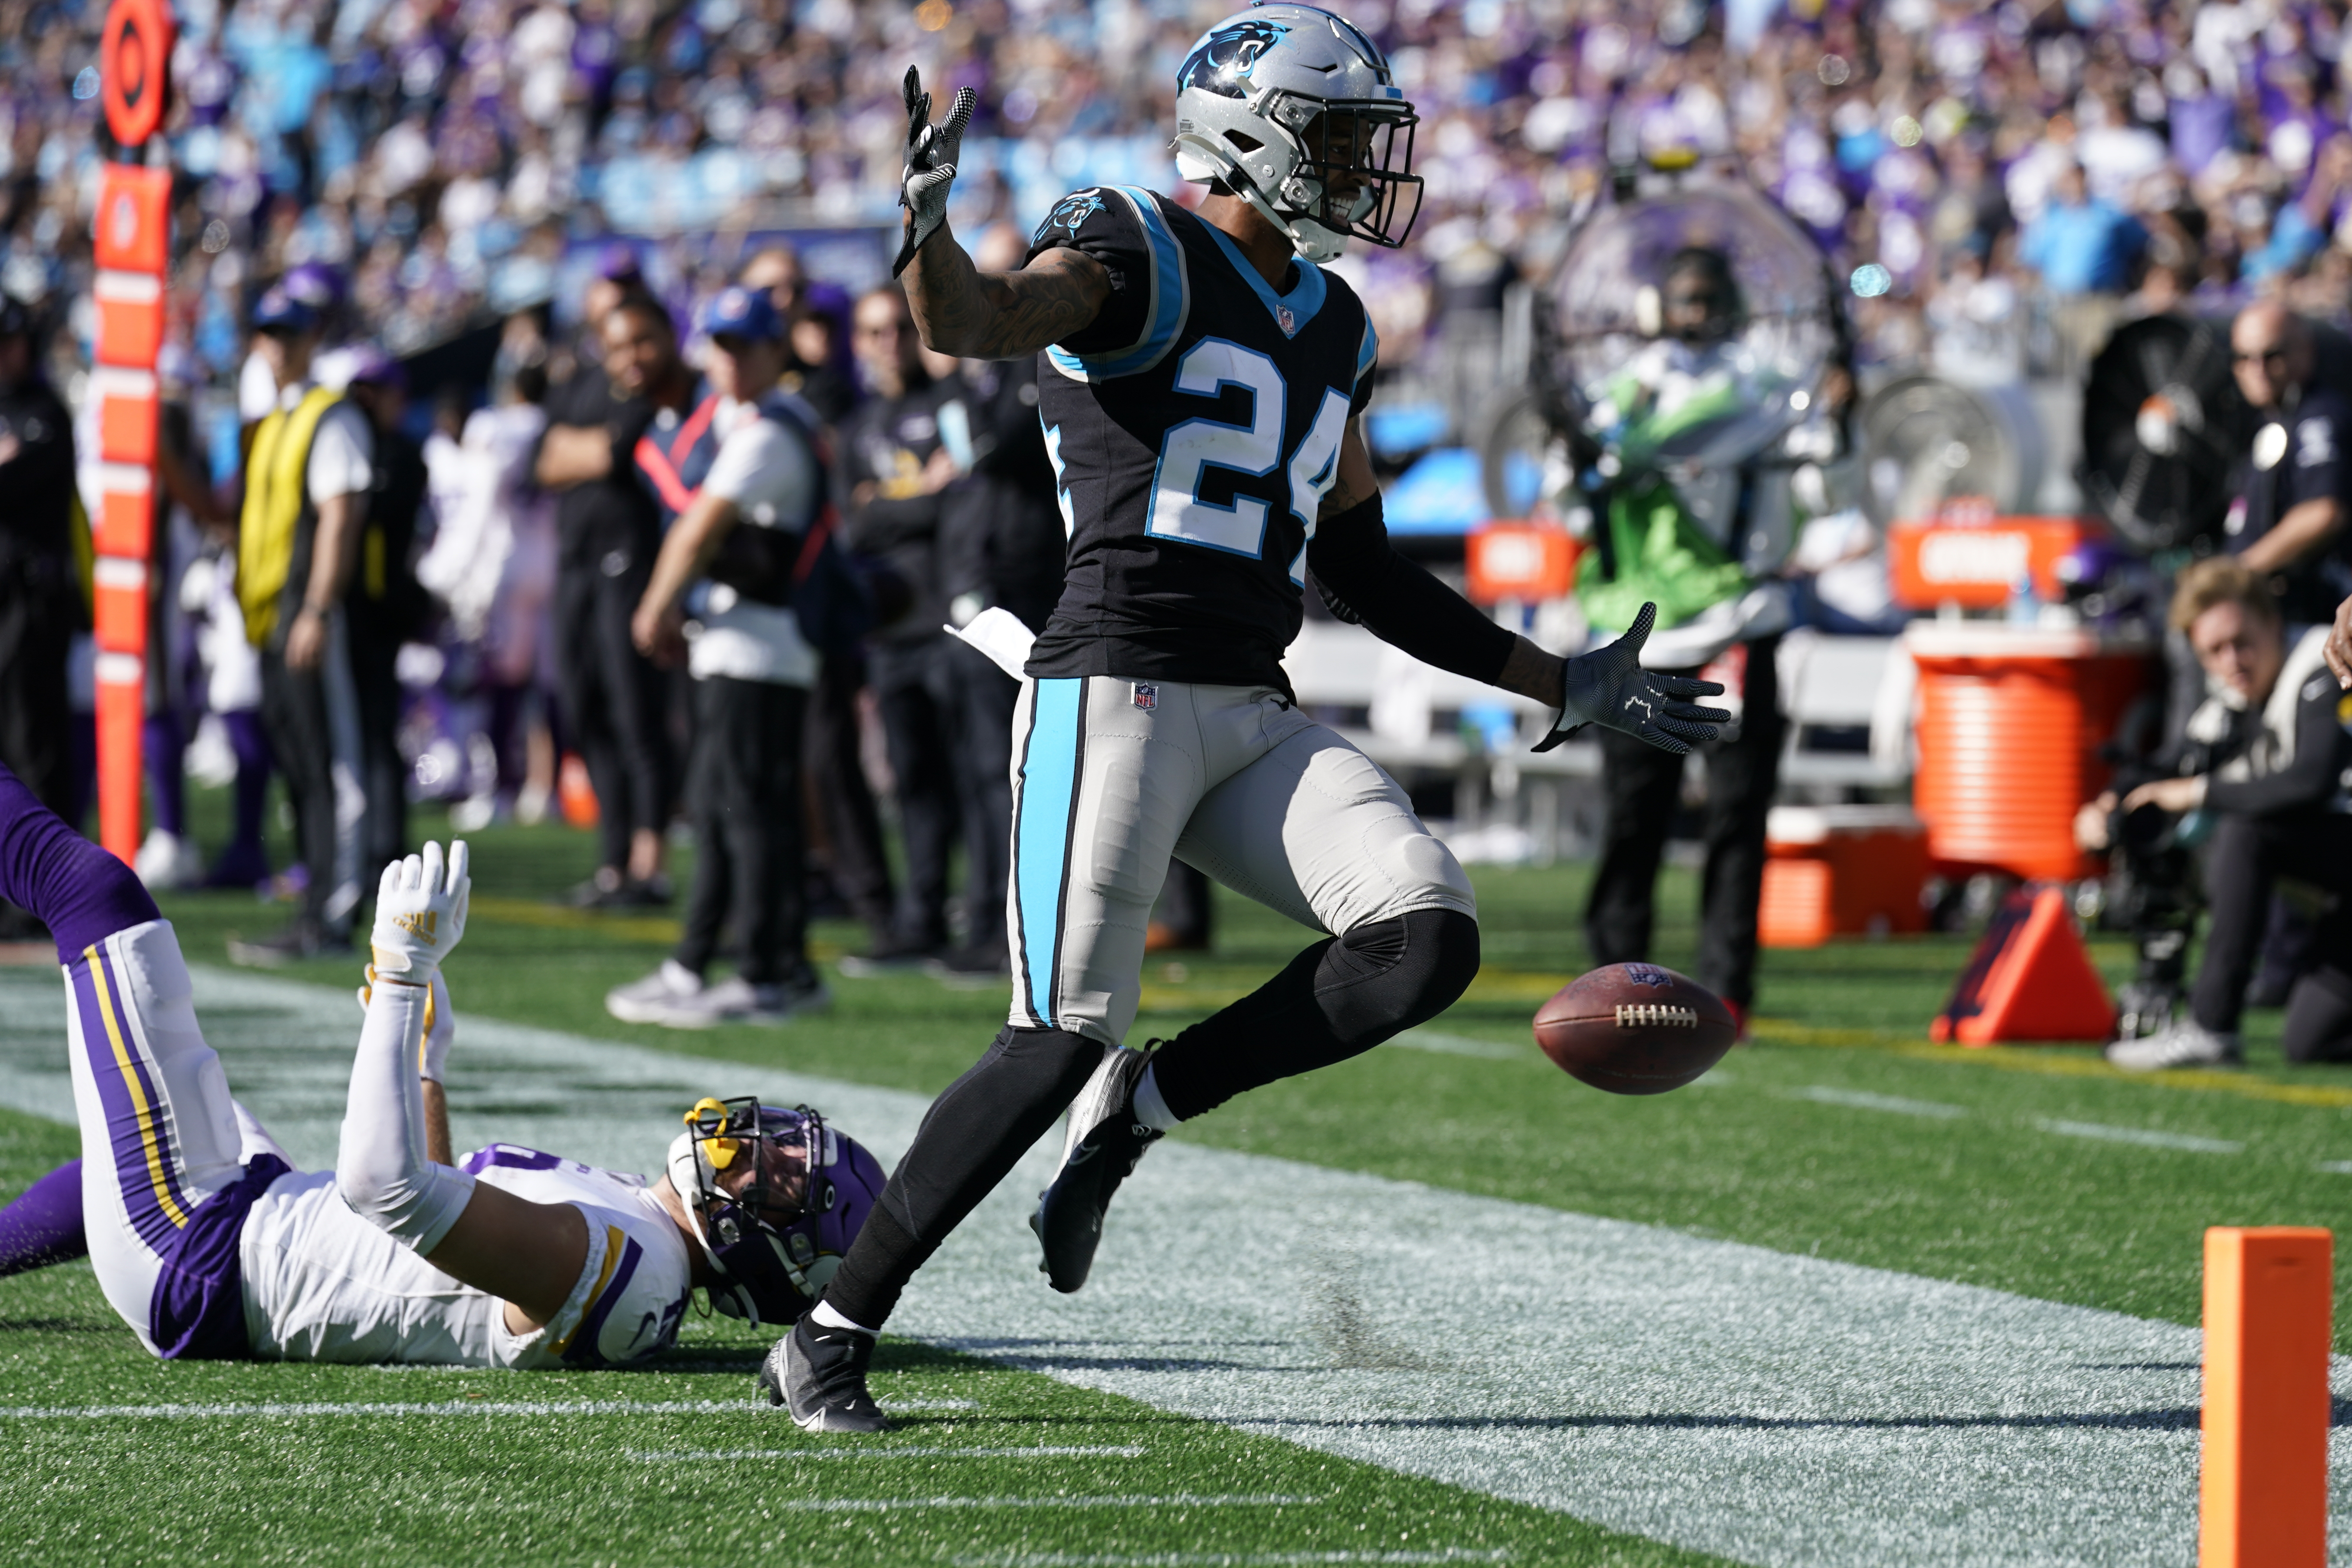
[1323,906,1482,1048]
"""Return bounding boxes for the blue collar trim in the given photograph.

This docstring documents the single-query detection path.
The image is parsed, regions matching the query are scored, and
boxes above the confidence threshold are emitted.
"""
[1198,215,1325,336]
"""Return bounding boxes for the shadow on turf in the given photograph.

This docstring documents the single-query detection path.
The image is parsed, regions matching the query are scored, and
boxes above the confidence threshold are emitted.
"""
[1243,1408,2277,1432]
[1251,1410,2352,1438]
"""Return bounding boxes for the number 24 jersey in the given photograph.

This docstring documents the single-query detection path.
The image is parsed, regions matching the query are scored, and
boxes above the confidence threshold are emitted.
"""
[1025,185,1378,689]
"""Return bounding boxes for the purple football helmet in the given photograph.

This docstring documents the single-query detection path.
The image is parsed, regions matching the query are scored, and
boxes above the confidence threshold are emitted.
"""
[667,1098,886,1326]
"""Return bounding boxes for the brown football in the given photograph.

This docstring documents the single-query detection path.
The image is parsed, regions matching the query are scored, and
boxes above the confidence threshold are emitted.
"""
[1533,962,1737,1094]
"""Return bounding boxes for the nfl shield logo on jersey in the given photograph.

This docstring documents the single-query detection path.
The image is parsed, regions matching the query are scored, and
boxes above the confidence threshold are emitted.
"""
[1132,682,1158,712]
[1276,305,1297,337]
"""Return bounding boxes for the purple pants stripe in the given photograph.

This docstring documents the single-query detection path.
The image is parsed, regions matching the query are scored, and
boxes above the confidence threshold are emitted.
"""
[70,942,191,1253]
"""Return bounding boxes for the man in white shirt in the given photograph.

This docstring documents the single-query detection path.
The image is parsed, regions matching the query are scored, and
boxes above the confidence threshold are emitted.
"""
[607,286,836,1026]
[229,285,376,965]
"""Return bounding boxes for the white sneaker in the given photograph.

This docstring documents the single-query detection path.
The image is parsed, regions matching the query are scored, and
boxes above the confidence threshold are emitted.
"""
[134,830,204,891]
[653,972,834,1029]
[2105,1018,2243,1072]
[606,959,703,1023]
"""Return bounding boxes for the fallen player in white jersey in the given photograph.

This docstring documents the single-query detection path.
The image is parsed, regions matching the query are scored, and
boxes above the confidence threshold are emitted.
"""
[0,764,883,1365]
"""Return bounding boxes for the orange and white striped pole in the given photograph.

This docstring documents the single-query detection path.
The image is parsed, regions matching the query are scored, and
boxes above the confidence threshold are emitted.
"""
[89,0,174,864]
[2201,1226,2332,1568]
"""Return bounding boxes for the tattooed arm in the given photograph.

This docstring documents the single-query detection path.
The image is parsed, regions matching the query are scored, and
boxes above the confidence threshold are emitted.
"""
[903,225,1112,360]
[1309,419,1563,706]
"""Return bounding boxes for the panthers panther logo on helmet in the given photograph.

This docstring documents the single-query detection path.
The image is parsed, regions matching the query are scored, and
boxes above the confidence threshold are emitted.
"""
[1176,18,1289,98]
[1169,4,1421,262]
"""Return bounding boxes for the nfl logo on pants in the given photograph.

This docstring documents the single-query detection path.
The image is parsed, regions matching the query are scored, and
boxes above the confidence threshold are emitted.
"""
[1132,683,1158,712]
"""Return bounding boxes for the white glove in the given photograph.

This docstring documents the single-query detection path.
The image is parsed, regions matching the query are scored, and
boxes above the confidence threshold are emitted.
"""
[1533,601,1731,757]
[357,968,456,1083]
[368,840,471,984]
[890,64,977,278]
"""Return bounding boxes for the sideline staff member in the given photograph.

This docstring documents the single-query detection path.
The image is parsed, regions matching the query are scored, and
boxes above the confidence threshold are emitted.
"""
[2223,302,2352,624]
[0,296,76,825]
[604,287,838,1026]
[2088,559,2352,1069]
[535,289,681,909]
[229,285,374,964]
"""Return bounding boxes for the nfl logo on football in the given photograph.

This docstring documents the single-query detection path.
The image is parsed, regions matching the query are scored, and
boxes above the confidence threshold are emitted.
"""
[1133,682,1158,712]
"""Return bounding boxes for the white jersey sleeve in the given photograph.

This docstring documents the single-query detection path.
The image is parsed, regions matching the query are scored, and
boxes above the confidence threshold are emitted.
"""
[462,1145,698,1368]
[238,1148,695,1368]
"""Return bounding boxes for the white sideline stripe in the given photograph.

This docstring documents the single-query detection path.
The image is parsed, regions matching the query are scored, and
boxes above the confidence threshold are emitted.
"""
[2035,1119,2244,1154]
[768,1493,1313,1514]
[0,1399,746,1419]
[1391,1030,1524,1061]
[629,1444,1146,1461]
[1788,1086,1966,1119]
[952,1554,1511,1567]
[5,964,2352,1568]
[2319,1161,2352,1174]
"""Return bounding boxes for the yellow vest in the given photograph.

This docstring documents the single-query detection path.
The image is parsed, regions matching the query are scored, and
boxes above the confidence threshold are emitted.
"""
[238,387,343,647]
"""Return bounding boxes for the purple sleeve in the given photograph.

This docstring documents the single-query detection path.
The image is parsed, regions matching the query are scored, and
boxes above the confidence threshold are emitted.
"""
[0,764,160,964]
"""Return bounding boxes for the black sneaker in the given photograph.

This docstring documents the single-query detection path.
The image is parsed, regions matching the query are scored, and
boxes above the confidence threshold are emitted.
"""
[565,870,673,910]
[837,936,941,978]
[925,944,1010,991]
[758,1315,888,1433]
[1030,1043,1163,1294]
[226,923,348,968]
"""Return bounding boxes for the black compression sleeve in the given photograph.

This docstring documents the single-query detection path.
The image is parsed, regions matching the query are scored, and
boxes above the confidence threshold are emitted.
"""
[1305,495,1517,685]
[2205,679,2348,816]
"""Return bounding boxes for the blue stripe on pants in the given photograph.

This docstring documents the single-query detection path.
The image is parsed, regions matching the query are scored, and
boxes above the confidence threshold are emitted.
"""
[1015,679,1084,1029]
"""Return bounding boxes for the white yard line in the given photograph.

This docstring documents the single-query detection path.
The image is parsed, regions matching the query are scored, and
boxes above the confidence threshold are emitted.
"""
[3,963,2349,1568]
[1391,1030,1526,1061]
[950,1554,1514,1567]
[2034,1119,2244,1155]
[0,1399,749,1419]
[1787,1086,1966,1119]
[627,1444,1147,1461]
[766,1493,1315,1513]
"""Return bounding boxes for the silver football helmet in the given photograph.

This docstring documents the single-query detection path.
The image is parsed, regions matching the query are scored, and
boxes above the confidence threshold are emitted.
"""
[1171,3,1422,263]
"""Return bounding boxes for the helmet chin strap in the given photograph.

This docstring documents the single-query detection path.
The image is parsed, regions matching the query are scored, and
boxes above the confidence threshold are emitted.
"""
[1174,128,1350,264]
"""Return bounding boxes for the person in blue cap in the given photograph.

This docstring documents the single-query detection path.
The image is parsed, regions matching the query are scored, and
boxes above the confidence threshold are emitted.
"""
[603,283,850,1026]
[227,283,377,966]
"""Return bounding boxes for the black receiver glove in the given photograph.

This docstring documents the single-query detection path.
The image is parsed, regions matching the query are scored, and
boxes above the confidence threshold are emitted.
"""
[891,66,977,278]
[1534,601,1730,757]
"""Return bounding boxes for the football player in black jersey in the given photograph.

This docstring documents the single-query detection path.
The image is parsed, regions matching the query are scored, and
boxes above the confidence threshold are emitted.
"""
[762,3,1729,1432]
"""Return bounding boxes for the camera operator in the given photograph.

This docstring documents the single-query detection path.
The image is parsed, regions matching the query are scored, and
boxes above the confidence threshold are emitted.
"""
[2083,559,2352,1069]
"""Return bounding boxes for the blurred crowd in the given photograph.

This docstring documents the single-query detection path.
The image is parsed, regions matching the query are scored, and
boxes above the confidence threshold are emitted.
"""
[13,0,2352,396]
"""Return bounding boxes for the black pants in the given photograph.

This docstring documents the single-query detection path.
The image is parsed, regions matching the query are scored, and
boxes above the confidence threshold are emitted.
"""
[259,644,339,935]
[554,554,674,873]
[868,636,961,950]
[1585,637,1783,1008]
[676,676,809,986]
[346,610,405,879]
[939,639,1018,957]
[0,558,74,818]
[805,652,894,939]
[2191,810,2352,1060]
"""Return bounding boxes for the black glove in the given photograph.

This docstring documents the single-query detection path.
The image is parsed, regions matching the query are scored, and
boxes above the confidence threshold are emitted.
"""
[890,66,978,279]
[1532,601,1730,756]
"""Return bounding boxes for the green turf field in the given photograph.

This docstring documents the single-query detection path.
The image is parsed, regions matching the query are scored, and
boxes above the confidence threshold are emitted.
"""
[3,797,2348,1565]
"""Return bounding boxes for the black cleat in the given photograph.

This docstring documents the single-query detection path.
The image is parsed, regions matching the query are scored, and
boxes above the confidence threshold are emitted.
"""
[1031,1044,1164,1294]
[758,1315,888,1432]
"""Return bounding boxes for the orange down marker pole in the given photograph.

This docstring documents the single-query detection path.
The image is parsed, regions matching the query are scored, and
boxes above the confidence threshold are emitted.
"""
[90,0,175,865]
[2201,1226,2332,1568]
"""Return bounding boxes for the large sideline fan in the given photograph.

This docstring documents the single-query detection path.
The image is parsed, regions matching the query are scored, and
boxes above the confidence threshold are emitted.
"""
[2080,312,2250,555]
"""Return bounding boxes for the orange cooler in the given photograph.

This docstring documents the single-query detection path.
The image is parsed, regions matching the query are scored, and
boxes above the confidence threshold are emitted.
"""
[1887,515,2107,611]
[1905,623,2153,882]
[1759,805,1932,948]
